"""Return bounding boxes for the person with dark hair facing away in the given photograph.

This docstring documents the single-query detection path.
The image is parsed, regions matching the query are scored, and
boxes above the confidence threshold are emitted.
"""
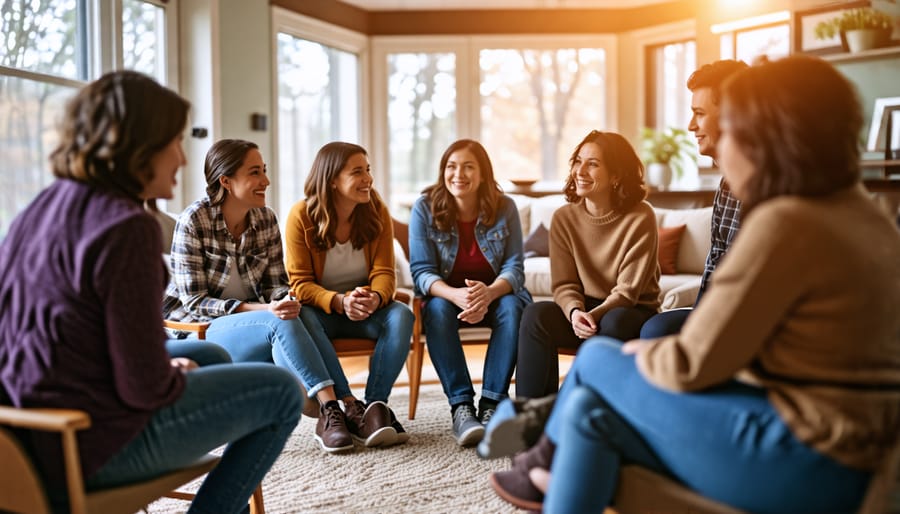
[285,141,415,452]
[513,130,660,400]
[409,139,532,446]
[640,59,749,338]
[486,56,900,514]
[0,71,302,514]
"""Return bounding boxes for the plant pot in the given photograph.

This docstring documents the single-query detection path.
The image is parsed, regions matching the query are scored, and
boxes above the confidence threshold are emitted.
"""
[646,163,673,190]
[844,28,892,53]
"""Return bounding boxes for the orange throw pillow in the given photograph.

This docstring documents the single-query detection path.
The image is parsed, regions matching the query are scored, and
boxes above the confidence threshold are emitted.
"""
[657,224,686,274]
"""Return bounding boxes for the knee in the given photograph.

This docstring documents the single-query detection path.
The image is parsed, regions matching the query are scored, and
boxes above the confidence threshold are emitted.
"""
[423,297,457,326]
[520,301,560,329]
[639,310,688,339]
[494,294,526,321]
[575,337,624,361]
[385,302,415,330]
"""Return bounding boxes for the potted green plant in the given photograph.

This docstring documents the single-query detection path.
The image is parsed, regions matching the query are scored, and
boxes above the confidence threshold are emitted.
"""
[639,127,696,189]
[814,7,894,53]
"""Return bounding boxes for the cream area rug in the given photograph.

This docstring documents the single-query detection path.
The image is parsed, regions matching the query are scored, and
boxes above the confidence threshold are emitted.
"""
[145,384,519,514]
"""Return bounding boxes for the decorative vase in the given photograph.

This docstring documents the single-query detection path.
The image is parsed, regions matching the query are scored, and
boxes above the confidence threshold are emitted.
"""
[844,28,892,53]
[646,163,673,190]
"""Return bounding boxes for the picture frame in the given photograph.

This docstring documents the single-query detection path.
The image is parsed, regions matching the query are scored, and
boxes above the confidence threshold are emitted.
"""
[792,1,871,55]
[867,96,900,156]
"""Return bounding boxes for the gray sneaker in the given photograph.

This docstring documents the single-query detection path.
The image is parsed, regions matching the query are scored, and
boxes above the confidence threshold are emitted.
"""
[452,403,485,447]
[477,394,556,459]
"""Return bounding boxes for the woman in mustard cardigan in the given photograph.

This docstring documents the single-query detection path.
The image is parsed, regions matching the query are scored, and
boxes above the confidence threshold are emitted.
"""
[285,141,414,451]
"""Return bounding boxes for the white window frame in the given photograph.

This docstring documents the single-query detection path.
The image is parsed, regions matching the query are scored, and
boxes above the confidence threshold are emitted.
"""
[270,7,369,214]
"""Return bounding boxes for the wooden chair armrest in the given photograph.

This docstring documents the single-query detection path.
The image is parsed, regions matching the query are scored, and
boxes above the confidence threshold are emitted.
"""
[163,320,211,339]
[0,406,91,432]
[394,288,413,305]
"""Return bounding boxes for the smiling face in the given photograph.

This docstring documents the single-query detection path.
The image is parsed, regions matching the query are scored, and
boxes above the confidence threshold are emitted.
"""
[443,148,482,203]
[716,103,755,201]
[688,87,721,160]
[221,148,269,209]
[332,152,373,207]
[142,134,185,200]
[571,142,615,205]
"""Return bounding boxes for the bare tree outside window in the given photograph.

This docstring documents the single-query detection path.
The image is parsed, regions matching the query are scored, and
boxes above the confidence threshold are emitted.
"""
[123,0,165,81]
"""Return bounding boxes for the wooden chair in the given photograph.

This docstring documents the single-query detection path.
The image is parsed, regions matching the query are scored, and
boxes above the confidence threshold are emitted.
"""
[0,405,221,514]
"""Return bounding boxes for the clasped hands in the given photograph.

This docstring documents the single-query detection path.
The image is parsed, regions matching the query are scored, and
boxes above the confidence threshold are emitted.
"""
[452,279,493,324]
[339,286,380,321]
[269,294,301,320]
[570,308,598,340]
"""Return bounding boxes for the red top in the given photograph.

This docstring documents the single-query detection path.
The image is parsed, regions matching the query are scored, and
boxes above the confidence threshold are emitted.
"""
[446,219,496,288]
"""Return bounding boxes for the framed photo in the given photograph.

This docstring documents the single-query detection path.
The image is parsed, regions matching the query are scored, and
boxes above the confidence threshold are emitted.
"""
[793,1,871,55]
[867,96,900,155]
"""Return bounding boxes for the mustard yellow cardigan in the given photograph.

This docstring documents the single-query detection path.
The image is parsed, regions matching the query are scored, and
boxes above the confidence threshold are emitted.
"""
[284,199,396,313]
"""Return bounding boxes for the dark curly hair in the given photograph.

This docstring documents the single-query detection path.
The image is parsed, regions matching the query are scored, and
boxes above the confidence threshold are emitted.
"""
[720,56,861,213]
[422,139,503,232]
[563,130,647,213]
[304,142,385,251]
[50,70,189,201]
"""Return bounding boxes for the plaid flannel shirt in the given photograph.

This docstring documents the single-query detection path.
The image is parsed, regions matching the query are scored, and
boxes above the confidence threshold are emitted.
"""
[162,198,290,323]
[696,178,742,304]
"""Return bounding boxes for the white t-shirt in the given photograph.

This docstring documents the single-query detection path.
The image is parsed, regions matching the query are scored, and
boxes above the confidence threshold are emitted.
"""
[321,241,368,293]
[220,257,254,301]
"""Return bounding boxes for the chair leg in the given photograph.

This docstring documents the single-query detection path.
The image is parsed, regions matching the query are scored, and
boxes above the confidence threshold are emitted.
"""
[249,484,265,514]
[407,339,425,420]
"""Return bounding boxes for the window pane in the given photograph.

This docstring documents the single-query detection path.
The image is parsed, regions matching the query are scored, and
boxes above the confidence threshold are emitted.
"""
[386,52,457,215]
[735,24,789,64]
[657,41,695,132]
[277,34,360,219]
[479,48,606,182]
[0,0,80,79]
[0,75,75,236]
[123,0,166,82]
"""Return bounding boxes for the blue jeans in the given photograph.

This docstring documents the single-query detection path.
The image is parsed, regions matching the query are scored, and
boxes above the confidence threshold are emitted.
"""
[166,339,232,366]
[638,308,691,338]
[543,338,871,514]
[204,310,338,399]
[423,294,528,406]
[304,301,414,403]
[86,363,302,514]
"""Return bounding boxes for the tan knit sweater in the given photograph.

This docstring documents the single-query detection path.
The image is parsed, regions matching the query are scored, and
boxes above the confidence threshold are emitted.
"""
[550,200,661,323]
[637,184,900,471]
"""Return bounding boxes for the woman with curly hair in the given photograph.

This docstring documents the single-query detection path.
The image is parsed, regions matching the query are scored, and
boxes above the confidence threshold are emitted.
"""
[285,141,414,452]
[514,131,660,399]
[409,139,532,446]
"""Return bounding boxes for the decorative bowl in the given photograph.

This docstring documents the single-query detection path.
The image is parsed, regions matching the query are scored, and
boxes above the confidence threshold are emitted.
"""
[510,178,539,188]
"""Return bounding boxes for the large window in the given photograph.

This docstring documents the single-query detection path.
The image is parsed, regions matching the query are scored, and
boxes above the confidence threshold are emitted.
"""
[646,40,695,133]
[273,10,365,220]
[1,0,177,237]
[374,36,616,216]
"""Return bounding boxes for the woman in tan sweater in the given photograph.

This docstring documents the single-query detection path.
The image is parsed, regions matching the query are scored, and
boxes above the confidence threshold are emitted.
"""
[488,56,900,513]
[515,131,661,399]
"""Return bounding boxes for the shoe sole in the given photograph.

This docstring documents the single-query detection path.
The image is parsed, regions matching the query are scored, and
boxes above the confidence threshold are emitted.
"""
[477,416,528,459]
[352,427,398,448]
[456,424,485,447]
[488,473,543,511]
[313,434,354,453]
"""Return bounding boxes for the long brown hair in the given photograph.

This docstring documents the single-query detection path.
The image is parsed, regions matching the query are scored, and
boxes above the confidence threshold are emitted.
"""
[304,142,384,251]
[204,139,259,205]
[720,56,861,213]
[423,139,502,232]
[50,70,189,201]
[563,130,647,213]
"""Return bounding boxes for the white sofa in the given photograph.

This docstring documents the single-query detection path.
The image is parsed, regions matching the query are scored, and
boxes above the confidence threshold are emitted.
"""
[394,194,712,311]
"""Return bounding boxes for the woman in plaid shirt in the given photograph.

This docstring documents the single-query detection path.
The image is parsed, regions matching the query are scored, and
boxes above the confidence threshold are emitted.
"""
[285,142,415,453]
[163,139,359,450]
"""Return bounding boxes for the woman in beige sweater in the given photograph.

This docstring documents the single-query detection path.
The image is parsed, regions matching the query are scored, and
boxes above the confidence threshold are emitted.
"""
[515,131,661,398]
[489,56,900,513]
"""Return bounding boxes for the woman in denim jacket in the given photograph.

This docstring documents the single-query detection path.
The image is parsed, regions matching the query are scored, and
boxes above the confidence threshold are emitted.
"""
[409,139,532,447]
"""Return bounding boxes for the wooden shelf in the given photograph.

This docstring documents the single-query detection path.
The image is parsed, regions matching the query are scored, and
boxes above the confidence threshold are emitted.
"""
[823,45,900,63]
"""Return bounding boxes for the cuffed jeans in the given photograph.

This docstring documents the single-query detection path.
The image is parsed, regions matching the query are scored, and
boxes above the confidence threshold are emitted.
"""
[543,338,871,514]
[304,301,413,404]
[86,363,302,514]
[515,300,655,398]
[423,294,528,406]
[204,310,338,400]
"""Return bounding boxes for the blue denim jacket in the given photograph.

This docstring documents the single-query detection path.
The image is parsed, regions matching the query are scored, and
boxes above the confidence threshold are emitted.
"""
[409,194,530,302]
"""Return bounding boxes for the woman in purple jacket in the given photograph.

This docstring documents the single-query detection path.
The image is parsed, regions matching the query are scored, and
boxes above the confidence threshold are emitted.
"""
[0,70,301,514]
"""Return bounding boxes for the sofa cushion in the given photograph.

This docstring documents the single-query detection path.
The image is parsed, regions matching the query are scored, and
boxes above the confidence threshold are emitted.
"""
[524,223,550,258]
[523,256,552,300]
[657,224,686,274]
[655,207,712,274]
[507,194,534,236]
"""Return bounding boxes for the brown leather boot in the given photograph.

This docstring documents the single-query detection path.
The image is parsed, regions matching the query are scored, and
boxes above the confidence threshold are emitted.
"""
[314,401,354,453]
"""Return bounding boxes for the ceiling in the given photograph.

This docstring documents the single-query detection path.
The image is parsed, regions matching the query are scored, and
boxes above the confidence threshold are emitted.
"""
[340,0,673,10]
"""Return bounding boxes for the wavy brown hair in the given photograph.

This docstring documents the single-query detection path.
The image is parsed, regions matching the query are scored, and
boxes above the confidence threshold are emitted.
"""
[50,70,189,202]
[563,130,647,213]
[204,139,260,206]
[423,139,503,232]
[687,59,749,104]
[304,142,385,251]
[720,56,861,213]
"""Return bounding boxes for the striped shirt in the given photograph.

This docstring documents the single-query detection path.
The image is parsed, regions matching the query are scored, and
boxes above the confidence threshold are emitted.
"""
[162,197,290,323]
[696,178,742,303]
